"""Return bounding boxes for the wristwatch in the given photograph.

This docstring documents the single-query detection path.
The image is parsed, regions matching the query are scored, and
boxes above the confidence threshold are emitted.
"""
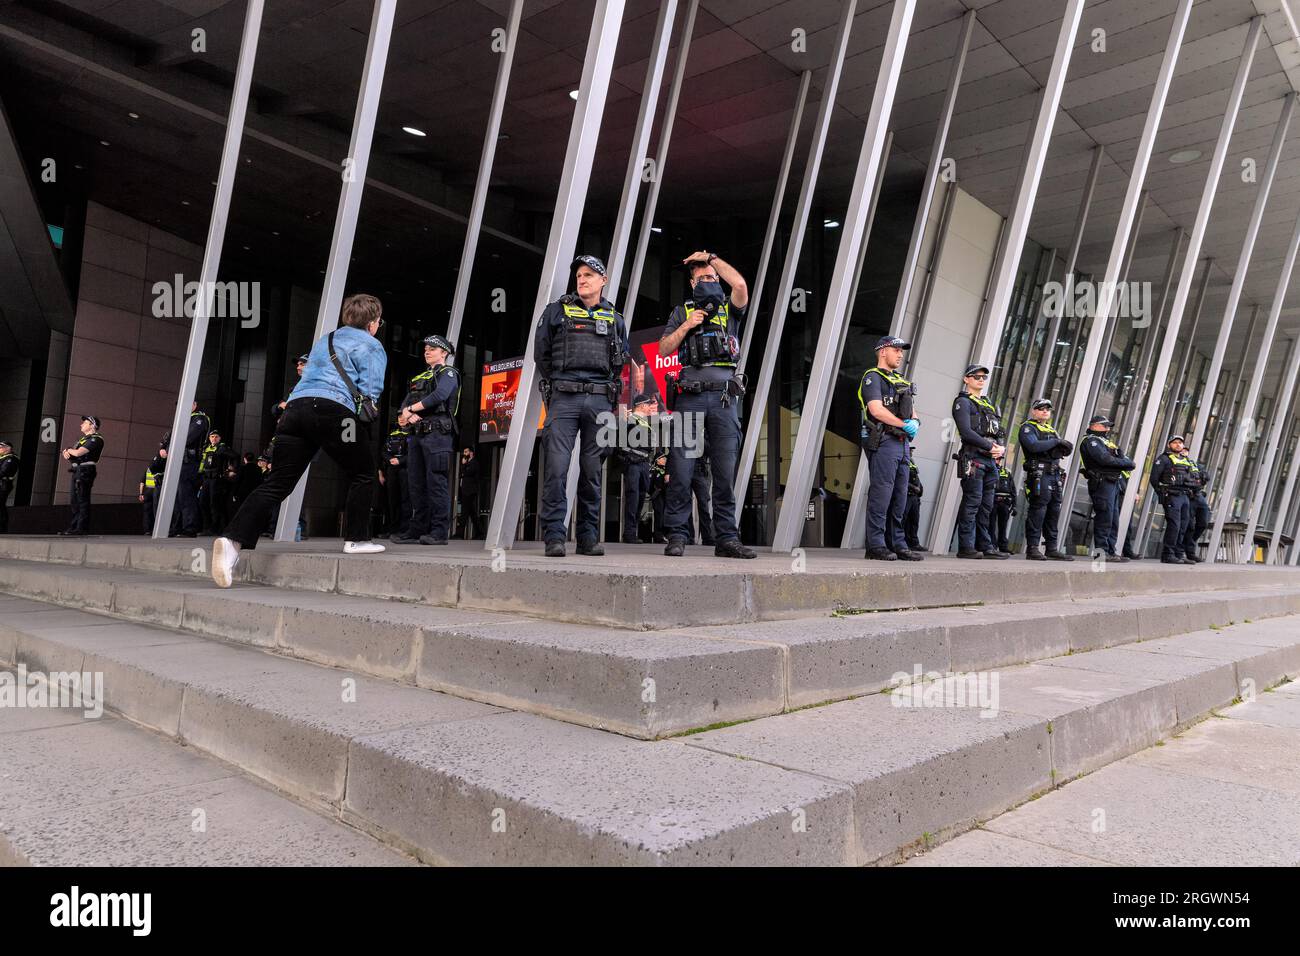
[706,253,717,264]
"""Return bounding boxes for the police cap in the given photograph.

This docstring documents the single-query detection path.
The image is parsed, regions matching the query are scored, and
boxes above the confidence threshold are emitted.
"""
[964,364,990,378]
[571,255,607,277]
[81,415,100,430]
[1089,415,1113,427]
[1167,434,1185,445]
[296,354,309,364]
[875,335,910,351]
[1031,398,1053,410]
[631,392,656,407]
[423,334,454,354]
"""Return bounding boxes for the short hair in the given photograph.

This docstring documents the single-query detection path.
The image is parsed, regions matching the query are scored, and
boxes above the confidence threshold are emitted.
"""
[686,260,713,278]
[340,293,382,329]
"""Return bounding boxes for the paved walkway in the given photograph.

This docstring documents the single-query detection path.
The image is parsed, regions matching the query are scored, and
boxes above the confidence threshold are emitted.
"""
[903,678,1300,866]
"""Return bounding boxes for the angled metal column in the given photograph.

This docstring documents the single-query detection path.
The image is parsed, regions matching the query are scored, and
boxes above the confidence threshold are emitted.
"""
[925,0,1088,554]
[483,0,627,551]
[772,0,917,553]
[1272,417,1300,562]
[1116,18,1264,555]
[1187,91,1296,457]
[1134,255,1212,553]
[738,69,812,369]
[1207,308,1260,489]
[274,0,398,542]
[1004,247,1059,475]
[732,0,859,502]
[1053,0,1195,547]
[154,0,265,539]
[1208,202,1300,562]
[446,0,524,343]
[620,0,700,333]
[1032,145,1103,401]
[1244,336,1300,554]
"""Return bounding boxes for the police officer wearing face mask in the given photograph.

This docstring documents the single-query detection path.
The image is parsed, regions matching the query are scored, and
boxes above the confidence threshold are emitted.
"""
[0,439,18,534]
[659,251,755,559]
[1079,415,1138,562]
[858,336,922,561]
[1150,434,1198,564]
[394,335,460,546]
[953,365,1008,559]
[1017,398,1074,561]
[535,255,628,557]
[59,415,104,536]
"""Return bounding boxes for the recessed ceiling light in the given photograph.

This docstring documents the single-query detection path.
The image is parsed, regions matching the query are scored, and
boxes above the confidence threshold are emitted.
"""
[127,111,139,119]
[568,90,579,101]
[74,163,84,170]
[243,245,250,251]
[181,200,189,206]
[99,140,110,147]
[497,133,510,142]
[824,219,841,228]
[651,226,663,233]
[402,126,426,137]
[1169,149,1202,164]
[272,230,279,236]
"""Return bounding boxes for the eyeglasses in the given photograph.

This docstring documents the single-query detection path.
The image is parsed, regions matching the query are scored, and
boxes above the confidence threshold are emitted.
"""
[691,274,719,283]
[968,373,988,381]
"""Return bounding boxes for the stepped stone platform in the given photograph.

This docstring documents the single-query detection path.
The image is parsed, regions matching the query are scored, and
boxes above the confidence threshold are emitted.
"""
[1,534,1298,865]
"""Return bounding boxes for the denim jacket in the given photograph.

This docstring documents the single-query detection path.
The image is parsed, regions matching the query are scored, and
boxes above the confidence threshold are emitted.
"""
[290,327,387,412]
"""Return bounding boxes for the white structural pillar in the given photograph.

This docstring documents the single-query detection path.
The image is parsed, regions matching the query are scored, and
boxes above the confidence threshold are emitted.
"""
[446,0,525,343]
[153,0,265,539]
[840,9,976,549]
[1053,0,1195,546]
[1266,389,1300,563]
[275,0,398,541]
[772,0,918,553]
[1244,337,1300,554]
[733,0,859,501]
[484,0,626,550]
[1187,90,1296,457]
[1116,19,1265,554]
[926,0,1088,553]
[1207,200,1300,562]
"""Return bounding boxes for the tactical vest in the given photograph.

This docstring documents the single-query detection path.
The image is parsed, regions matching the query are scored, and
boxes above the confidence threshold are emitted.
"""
[859,367,914,424]
[679,300,737,368]
[556,299,621,376]
[1161,453,1196,490]
[1020,419,1061,464]
[623,413,655,464]
[74,433,102,467]
[144,469,157,489]
[959,393,1003,442]
[410,365,461,417]
[200,445,221,475]
[0,452,16,490]
[1083,435,1131,480]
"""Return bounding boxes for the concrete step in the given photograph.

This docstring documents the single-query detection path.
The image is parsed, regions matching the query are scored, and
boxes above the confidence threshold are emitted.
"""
[3,557,1300,738]
[3,535,1298,629]
[0,664,416,867]
[3,591,1296,864]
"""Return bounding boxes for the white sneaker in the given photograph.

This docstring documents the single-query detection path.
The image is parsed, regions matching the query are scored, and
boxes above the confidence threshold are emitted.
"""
[343,541,386,555]
[212,537,240,588]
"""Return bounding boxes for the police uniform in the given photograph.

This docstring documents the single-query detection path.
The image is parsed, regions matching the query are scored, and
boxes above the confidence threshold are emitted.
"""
[1017,406,1073,559]
[0,443,18,533]
[620,403,656,543]
[886,452,925,552]
[1079,421,1137,559]
[535,256,628,554]
[1182,455,1211,562]
[993,465,1015,553]
[383,425,411,539]
[63,418,104,535]
[662,277,748,556]
[1150,440,1198,563]
[141,461,161,533]
[199,438,235,534]
[953,374,1005,556]
[859,340,918,558]
[401,340,461,545]
[176,407,210,536]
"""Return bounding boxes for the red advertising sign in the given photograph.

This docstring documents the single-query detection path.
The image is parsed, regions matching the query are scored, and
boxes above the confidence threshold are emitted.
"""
[479,357,545,441]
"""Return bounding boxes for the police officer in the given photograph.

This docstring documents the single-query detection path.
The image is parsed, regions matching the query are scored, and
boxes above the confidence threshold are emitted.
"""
[993,452,1015,554]
[382,418,411,540]
[59,415,104,536]
[886,445,926,553]
[1182,452,1211,563]
[139,459,161,533]
[395,335,460,546]
[534,255,628,557]
[1017,398,1074,561]
[659,251,754,559]
[620,392,659,543]
[1079,414,1138,562]
[271,354,309,423]
[0,439,18,533]
[199,430,236,534]
[173,401,210,537]
[1150,434,1198,564]
[858,336,921,561]
[953,365,1008,559]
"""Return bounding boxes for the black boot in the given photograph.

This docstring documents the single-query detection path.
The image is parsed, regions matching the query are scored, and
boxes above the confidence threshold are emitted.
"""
[1025,548,1046,561]
[865,547,898,561]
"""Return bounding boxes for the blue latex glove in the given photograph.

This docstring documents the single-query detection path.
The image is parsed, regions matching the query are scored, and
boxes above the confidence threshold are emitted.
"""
[901,418,919,439]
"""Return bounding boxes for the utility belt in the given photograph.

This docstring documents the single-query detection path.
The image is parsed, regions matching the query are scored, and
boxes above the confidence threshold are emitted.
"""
[953,447,995,478]
[861,419,907,453]
[411,416,455,436]
[554,380,618,403]
[664,371,745,412]
[1083,468,1122,482]
[1158,485,1191,498]
[69,461,97,475]
[1023,459,1062,477]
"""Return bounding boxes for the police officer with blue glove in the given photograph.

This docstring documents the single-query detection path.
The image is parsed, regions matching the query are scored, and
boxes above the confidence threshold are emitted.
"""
[953,365,1008,559]
[1017,398,1074,561]
[395,335,460,546]
[535,255,628,558]
[858,336,922,561]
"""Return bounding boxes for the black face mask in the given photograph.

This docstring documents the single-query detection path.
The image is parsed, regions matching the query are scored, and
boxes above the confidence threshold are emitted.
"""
[690,279,726,314]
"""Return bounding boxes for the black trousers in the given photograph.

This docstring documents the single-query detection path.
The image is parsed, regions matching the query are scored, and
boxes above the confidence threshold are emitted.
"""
[68,470,95,532]
[225,397,376,549]
[203,477,231,533]
[177,459,202,534]
[622,460,651,541]
[993,499,1013,552]
[142,488,157,533]
[384,463,409,537]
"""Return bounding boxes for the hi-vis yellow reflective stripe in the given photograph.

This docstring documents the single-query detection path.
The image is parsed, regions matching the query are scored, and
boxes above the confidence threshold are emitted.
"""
[144,470,157,489]
[563,303,616,322]
[1098,436,1131,478]
[970,394,997,413]
[1022,419,1059,436]
[858,366,910,410]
